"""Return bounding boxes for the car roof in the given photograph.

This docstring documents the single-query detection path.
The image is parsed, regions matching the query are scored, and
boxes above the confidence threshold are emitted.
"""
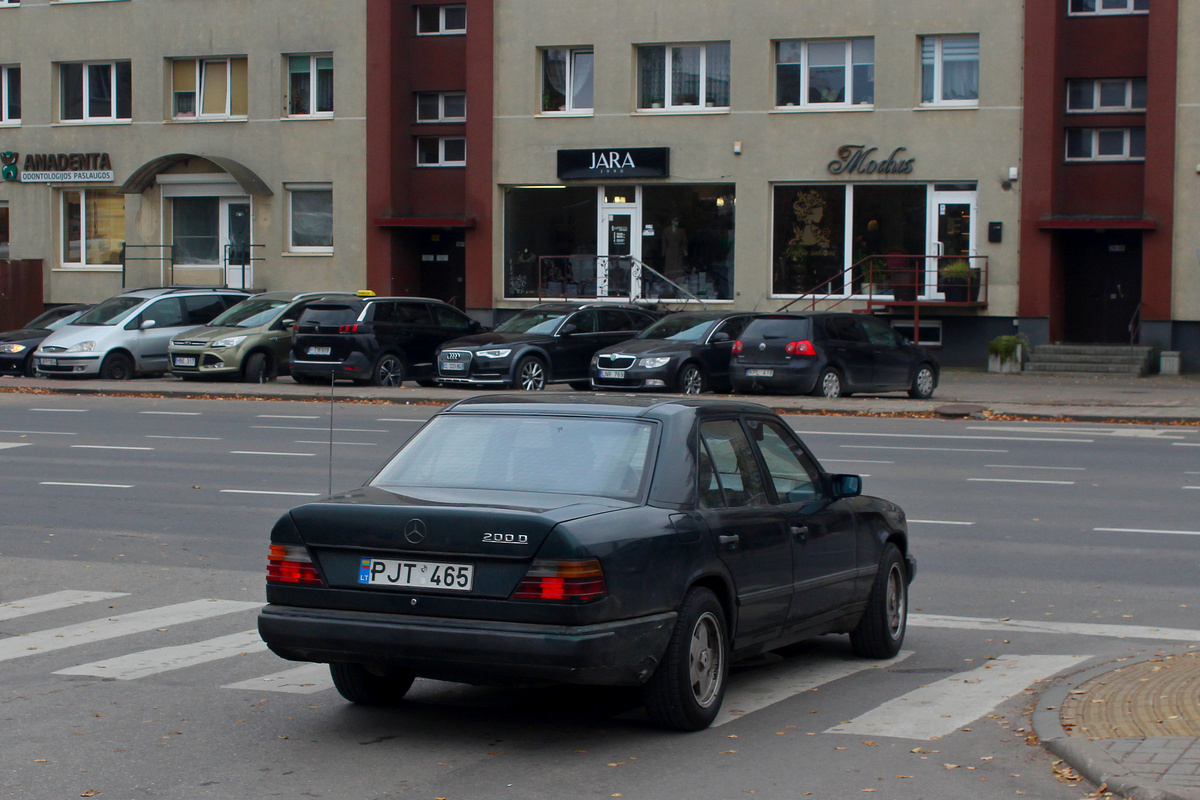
[443,393,779,419]
[656,310,754,321]
[305,296,448,306]
[527,303,654,313]
[118,286,251,299]
[249,290,357,302]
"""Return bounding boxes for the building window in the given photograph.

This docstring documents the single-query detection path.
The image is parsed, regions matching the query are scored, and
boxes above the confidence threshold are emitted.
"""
[1069,0,1148,14]
[172,57,248,119]
[417,136,466,166]
[1,65,19,124]
[416,92,466,121]
[287,55,333,117]
[62,190,124,267]
[638,43,730,110]
[1067,78,1146,112]
[416,5,465,35]
[920,35,979,106]
[60,61,131,122]
[287,185,333,252]
[1065,127,1145,161]
[776,39,873,108]
[542,48,593,113]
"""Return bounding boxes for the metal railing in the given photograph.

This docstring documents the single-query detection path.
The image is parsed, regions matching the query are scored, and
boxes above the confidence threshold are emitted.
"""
[508,254,710,308]
[1128,301,1142,346]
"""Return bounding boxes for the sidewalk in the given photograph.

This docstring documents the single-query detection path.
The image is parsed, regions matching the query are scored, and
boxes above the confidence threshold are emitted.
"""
[2,367,1199,423]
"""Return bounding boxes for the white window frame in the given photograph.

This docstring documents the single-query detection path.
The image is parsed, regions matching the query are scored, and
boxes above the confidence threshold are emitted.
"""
[286,54,333,118]
[1068,0,1148,15]
[416,136,466,166]
[637,42,730,111]
[60,189,124,269]
[59,60,130,122]
[919,35,979,108]
[286,183,333,254]
[1066,78,1146,113]
[416,91,466,122]
[540,48,594,114]
[1,1,19,7]
[416,5,466,35]
[1,65,19,124]
[172,57,248,120]
[774,38,874,110]
[1065,127,1146,161]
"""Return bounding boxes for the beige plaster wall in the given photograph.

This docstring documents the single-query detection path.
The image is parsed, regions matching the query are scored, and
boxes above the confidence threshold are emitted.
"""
[1173,0,1200,320]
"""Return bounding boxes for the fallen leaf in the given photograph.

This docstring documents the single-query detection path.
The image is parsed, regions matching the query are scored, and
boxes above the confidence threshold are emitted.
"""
[944,764,960,769]
[726,734,738,738]
[34,759,48,763]
[607,762,625,767]
[81,792,97,798]
[860,740,878,746]
[896,775,913,779]
[720,750,738,754]
[835,746,847,750]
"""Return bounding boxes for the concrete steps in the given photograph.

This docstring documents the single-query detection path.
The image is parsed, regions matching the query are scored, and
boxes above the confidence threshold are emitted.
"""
[1024,344,1154,376]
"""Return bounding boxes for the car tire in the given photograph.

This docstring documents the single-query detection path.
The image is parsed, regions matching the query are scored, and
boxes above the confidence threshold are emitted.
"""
[677,363,706,395]
[99,352,134,381]
[642,587,728,731]
[242,352,272,384]
[513,356,547,391]
[568,380,592,391]
[908,364,936,399]
[371,353,407,387]
[329,663,415,706]
[811,367,844,398]
[22,354,37,378]
[849,543,908,659]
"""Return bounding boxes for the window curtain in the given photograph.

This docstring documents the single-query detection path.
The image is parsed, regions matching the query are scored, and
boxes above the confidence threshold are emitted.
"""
[940,37,979,101]
[542,49,567,111]
[289,56,311,115]
[292,190,333,248]
[570,51,594,109]
[638,46,665,108]
[86,192,124,265]
[705,43,730,107]
[671,46,700,106]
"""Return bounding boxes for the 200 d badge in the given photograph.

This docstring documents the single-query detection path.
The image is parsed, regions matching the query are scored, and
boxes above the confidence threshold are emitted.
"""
[482,532,529,544]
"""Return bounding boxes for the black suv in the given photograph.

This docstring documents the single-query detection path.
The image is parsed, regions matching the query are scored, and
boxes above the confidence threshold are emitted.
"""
[290,295,485,387]
[435,302,659,390]
[729,312,939,399]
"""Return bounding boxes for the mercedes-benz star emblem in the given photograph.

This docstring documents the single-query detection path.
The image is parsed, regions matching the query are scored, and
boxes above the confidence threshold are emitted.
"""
[404,518,427,544]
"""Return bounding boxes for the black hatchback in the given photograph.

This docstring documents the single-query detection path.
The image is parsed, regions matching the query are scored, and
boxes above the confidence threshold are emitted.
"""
[730,312,939,399]
[590,310,759,394]
[290,295,485,387]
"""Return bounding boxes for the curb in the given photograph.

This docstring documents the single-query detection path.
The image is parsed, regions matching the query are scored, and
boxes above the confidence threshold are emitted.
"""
[1033,655,1200,800]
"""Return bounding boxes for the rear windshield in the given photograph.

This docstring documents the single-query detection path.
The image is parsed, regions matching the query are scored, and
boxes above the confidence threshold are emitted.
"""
[25,307,86,331]
[743,318,811,340]
[371,414,656,501]
[73,296,145,326]
[210,298,289,328]
[299,304,361,326]
[638,314,718,342]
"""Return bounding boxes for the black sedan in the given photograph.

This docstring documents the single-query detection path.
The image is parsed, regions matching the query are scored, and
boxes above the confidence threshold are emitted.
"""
[591,311,759,394]
[0,304,91,377]
[435,302,659,390]
[257,395,916,731]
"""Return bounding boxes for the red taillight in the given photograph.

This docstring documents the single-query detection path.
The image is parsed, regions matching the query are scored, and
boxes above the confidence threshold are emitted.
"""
[512,559,607,602]
[338,323,360,333]
[731,340,743,354]
[266,544,323,586]
[784,340,816,356]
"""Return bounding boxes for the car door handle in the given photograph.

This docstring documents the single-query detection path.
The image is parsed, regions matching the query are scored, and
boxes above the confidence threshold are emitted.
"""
[717,534,740,549]
[790,525,809,541]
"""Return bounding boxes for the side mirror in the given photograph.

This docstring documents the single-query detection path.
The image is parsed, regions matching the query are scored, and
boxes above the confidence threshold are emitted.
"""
[140,319,158,330]
[559,323,578,336]
[280,318,296,329]
[711,332,730,342]
[470,320,485,332]
[830,473,862,498]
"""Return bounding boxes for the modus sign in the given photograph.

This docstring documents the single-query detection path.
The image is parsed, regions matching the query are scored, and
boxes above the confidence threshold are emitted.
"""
[558,147,670,180]
[17,153,114,183]
[827,145,915,176]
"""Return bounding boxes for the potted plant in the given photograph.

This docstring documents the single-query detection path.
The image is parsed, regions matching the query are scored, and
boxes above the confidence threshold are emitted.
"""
[939,259,972,302]
[987,334,1027,373]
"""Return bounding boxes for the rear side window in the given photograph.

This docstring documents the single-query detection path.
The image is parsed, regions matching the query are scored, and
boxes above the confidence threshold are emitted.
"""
[824,315,866,342]
[433,304,474,331]
[394,303,435,324]
[599,309,633,332]
[698,419,769,508]
[299,304,361,327]
[184,295,228,325]
[743,317,810,340]
[140,298,185,328]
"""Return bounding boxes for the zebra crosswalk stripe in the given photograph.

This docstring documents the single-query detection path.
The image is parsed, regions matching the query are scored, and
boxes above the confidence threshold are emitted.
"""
[0,599,263,663]
[55,630,268,680]
[824,653,1091,740]
[223,663,334,694]
[0,590,129,622]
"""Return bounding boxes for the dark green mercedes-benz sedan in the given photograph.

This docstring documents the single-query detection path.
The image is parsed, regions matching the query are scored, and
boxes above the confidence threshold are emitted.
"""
[258,394,916,731]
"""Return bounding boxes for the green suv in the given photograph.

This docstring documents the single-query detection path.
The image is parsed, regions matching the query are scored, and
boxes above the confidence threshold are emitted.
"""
[169,291,354,382]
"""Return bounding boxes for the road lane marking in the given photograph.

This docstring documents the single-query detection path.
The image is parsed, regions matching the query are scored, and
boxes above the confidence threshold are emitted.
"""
[56,630,267,680]
[909,613,1200,642]
[229,451,317,457]
[257,415,320,419]
[968,424,1185,439]
[0,591,129,622]
[71,445,154,451]
[146,435,222,440]
[29,408,88,412]
[38,482,133,489]
[825,654,1090,740]
[0,600,263,663]
[1173,443,1200,447]
[139,411,201,416]
[840,445,1008,453]
[0,429,76,435]
[967,478,1076,485]
[293,440,377,446]
[0,443,31,450]
[821,459,895,464]
[224,663,333,694]
[251,425,390,433]
[1095,527,1200,536]
[220,489,322,497]
[984,464,1086,471]
[714,650,913,727]
[909,519,974,526]
[795,430,1093,443]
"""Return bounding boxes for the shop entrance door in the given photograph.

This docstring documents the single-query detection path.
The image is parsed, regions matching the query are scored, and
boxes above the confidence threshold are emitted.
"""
[222,200,252,289]
[928,187,976,297]
[597,187,641,299]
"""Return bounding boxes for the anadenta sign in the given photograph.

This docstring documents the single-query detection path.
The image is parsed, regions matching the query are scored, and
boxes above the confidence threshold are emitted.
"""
[4,152,115,183]
[558,147,669,180]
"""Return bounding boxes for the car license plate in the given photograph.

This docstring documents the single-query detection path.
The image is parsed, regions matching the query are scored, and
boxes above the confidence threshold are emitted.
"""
[38,358,57,366]
[358,558,474,592]
[600,370,624,379]
[440,361,466,371]
[307,346,332,356]
[173,356,196,367]
[746,368,774,377]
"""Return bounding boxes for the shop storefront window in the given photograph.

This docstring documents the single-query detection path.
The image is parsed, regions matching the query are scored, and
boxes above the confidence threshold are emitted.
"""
[62,190,124,267]
[504,186,596,298]
[641,185,734,300]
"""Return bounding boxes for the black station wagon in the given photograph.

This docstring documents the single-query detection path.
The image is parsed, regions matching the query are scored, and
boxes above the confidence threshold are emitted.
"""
[258,395,916,730]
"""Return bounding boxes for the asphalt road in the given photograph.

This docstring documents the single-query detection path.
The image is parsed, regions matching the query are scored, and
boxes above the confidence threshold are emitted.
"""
[2,392,1198,800]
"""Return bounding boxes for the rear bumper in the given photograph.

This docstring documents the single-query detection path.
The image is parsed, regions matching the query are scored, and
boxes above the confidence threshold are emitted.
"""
[258,604,677,686]
[729,362,820,393]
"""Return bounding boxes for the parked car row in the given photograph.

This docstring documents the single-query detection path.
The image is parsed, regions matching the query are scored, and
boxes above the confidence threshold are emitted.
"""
[5,287,939,398]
